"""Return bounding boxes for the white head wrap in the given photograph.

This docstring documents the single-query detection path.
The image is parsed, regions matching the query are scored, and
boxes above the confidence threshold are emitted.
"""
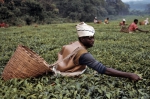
[123,19,126,21]
[76,22,95,37]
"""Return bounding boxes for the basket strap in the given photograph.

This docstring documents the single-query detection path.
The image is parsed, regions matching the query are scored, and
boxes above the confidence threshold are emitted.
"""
[48,47,84,68]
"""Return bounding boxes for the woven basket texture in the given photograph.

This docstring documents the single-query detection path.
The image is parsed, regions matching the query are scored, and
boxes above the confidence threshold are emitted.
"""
[2,45,52,80]
[120,26,129,33]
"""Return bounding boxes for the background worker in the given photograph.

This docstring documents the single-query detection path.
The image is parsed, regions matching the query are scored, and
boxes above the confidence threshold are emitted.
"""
[94,17,101,24]
[104,17,109,24]
[119,19,127,26]
[144,18,149,25]
[128,19,149,33]
[0,21,6,28]
[94,17,98,23]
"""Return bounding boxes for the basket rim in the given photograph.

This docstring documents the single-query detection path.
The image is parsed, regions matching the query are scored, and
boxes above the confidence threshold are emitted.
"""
[17,44,49,67]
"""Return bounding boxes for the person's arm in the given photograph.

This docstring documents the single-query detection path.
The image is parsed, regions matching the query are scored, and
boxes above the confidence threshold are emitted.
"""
[137,28,149,33]
[79,53,106,74]
[79,53,141,81]
[104,68,141,81]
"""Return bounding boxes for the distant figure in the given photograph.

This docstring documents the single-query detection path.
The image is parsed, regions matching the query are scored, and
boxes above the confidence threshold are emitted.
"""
[139,21,145,25]
[144,18,149,25]
[119,19,127,26]
[120,19,149,33]
[128,19,149,33]
[94,17,101,24]
[94,17,98,23]
[139,18,149,25]
[0,22,6,28]
[104,18,109,24]
[120,19,128,33]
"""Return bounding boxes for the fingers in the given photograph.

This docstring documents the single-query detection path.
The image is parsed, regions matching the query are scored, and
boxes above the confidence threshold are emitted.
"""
[145,31,148,33]
[133,78,141,82]
[139,77,142,80]
[135,76,142,81]
[132,74,142,81]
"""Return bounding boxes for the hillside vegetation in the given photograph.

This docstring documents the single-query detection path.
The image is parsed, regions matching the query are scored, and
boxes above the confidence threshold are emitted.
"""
[0,16,150,98]
[0,0,129,26]
[125,0,150,11]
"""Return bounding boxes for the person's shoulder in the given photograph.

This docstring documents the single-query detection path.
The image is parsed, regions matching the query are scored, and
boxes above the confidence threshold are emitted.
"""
[74,48,88,64]
[75,48,88,58]
[133,22,137,26]
[130,22,135,25]
[78,48,87,54]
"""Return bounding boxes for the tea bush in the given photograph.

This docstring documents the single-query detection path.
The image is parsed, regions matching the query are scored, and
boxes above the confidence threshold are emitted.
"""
[0,17,150,99]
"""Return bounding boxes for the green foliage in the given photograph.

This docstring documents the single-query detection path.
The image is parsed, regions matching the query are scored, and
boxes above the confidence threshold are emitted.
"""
[54,0,128,22]
[0,16,150,98]
[0,0,129,25]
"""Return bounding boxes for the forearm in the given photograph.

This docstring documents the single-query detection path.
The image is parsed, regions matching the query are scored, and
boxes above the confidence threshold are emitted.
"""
[79,53,141,81]
[137,28,148,32]
[104,68,132,78]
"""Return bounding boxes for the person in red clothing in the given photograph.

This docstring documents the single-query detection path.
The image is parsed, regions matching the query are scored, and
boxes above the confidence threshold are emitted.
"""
[0,22,6,28]
[128,19,149,33]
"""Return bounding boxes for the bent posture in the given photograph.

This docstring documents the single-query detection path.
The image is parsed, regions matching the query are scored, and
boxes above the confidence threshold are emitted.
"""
[119,19,127,26]
[128,19,149,33]
[53,22,141,81]
[104,18,109,24]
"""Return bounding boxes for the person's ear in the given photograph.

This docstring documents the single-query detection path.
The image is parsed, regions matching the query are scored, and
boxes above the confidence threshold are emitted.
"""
[80,37,85,42]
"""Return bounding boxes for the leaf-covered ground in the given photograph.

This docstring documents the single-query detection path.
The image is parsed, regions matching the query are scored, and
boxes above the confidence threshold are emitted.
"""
[0,16,150,99]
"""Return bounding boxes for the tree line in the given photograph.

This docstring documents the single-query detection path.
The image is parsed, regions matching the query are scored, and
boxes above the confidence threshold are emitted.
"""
[0,0,133,26]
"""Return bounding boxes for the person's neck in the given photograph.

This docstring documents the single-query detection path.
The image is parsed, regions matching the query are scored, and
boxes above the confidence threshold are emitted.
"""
[78,41,87,49]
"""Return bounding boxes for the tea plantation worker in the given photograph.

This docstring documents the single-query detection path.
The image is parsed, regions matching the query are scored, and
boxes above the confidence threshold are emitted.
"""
[119,19,127,26]
[144,18,149,25]
[52,22,141,81]
[94,17,98,23]
[94,17,101,24]
[104,17,109,24]
[128,19,149,33]
[119,19,129,33]
[0,21,6,28]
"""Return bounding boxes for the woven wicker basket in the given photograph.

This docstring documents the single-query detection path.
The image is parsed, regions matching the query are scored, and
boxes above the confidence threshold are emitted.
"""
[120,26,129,33]
[2,45,52,81]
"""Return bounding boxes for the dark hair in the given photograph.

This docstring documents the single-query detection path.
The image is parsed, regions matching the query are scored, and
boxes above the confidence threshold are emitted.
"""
[134,19,138,22]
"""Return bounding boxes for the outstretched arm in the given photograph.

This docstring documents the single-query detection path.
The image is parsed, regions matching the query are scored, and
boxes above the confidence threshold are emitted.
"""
[79,53,142,81]
[104,68,142,81]
[137,28,149,33]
